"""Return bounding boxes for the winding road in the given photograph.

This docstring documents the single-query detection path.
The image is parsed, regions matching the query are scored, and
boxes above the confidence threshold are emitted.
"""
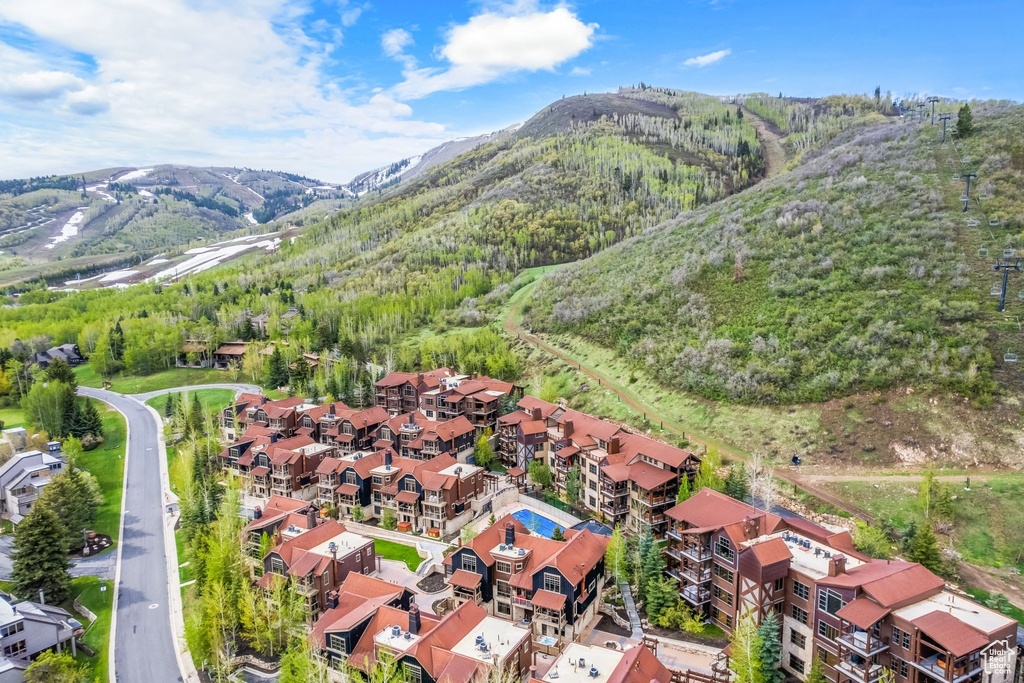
[78,383,257,683]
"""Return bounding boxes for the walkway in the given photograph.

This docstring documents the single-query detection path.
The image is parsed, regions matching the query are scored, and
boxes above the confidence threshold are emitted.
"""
[619,582,643,640]
[133,382,261,402]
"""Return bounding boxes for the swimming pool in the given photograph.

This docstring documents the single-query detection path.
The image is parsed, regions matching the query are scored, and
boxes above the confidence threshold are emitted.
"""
[511,509,563,538]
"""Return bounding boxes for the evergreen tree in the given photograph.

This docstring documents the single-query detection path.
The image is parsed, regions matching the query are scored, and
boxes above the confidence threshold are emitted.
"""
[78,399,104,440]
[267,345,289,388]
[955,104,974,137]
[565,462,582,506]
[24,651,89,683]
[12,506,72,604]
[551,525,564,541]
[908,523,943,574]
[291,356,311,391]
[111,321,125,361]
[189,392,205,436]
[165,392,177,419]
[645,577,679,621]
[757,612,784,683]
[45,358,78,389]
[676,473,692,503]
[725,463,750,501]
[37,468,99,552]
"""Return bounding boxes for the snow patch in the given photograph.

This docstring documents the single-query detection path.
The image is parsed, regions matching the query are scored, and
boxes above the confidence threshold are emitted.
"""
[99,269,138,283]
[244,212,258,225]
[119,168,154,182]
[150,237,281,281]
[46,209,88,248]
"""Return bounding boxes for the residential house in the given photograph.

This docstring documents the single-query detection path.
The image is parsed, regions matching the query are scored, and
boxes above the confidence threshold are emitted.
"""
[0,594,80,682]
[257,519,375,619]
[373,452,486,537]
[316,451,384,519]
[257,436,334,500]
[212,341,249,369]
[322,406,389,454]
[220,393,269,441]
[242,495,320,558]
[374,412,476,462]
[445,515,608,646]
[293,401,352,443]
[29,344,84,369]
[664,489,1018,683]
[374,368,454,416]
[0,445,65,523]
[176,339,211,368]
[535,642,673,683]
[418,374,523,433]
[312,583,532,683]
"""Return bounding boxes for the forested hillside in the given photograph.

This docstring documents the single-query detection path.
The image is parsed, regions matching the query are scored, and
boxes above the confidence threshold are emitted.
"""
[526,101,1024,405]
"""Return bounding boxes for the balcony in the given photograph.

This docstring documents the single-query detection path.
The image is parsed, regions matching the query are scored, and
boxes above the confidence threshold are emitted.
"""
[909,654,982,683]
[295,581,318,597]
[512,596,531,608]
[665,567,684,582]
[681,565,712,584]
[601,503,628,517]
[838,657,883,683]
[681,543,712,562]
[666,547,684,563]
[666,528,684,542]
[839,632,889,658]
[681,585,710,606]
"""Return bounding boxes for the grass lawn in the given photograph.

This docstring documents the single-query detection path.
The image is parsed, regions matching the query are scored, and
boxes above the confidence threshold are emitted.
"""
[175,531,194,585]
[963,588,1024,623]
[374,539,423,571]
[74,364,237,394]
[68,576,113,682]
[828,475,1024,571]
[78,401,126,546]
[145,388,236,417]
[0,405,25,430]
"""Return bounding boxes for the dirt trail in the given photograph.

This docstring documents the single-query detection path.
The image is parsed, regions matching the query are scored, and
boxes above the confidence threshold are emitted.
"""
[741,107,786,177]
[502,280,876,523]
[957,562,1024,608]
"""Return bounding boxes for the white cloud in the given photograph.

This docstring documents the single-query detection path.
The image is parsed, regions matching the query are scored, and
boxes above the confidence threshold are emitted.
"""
[570,66,591,77]
[390,5,597,100]
[684,48,731,68]
[0,69,84,100]
[0,0,451,181]
[381,28,416,69]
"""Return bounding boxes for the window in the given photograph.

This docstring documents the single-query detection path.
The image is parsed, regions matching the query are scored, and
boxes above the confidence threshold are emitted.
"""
[817,621,839,642]
[791,605,808,625]
[817,588,845,615]
[793,580,810,600]
[515,563,523,571]
[405,663,422,683]
[345,471,357,485]
[589,464,597,475]
[588,480,597,491]
[894,658,909,678]
[713,585,733,606]
[3,641,26,658]
[497,602,511,615]
[714,565,734,582]
[892,626,910,649]
[426,411,434,418]
[589,496,596,507]
[790,630,807,648]
[789,655,806,674]
[496,561,511,574]
[404,479,417,492]
[711,606,733,629]
[270,557,285,575]
[0,622,23,638]
[372,476,383,485]
[462,555,477,573]
[715,537,733,561]
[425,398,434,406]
[774,577,785,593]
[543,572,561,593]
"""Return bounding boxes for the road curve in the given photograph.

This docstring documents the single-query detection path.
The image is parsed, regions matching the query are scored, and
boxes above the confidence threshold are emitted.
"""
[133,383,261,402]
[79,387,183,683]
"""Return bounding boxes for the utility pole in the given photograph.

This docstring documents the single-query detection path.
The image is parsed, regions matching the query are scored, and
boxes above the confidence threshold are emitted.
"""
[992,257,1023,312]
[927,96,940,124]
[938,113,953,143]
[961,171,978,212]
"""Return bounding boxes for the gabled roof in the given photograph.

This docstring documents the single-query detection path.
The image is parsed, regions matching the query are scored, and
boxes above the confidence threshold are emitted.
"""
[836,597,890,630]
[624,462,676,490]
[818,560,944,608]
[747,537,793,566]
[666,487,762,527]
[913,610,990,657]
[242,495,311,533]
[434,415,474,441]
[447,514,529,566]
[620,432,696,469]
[609,643,673,683]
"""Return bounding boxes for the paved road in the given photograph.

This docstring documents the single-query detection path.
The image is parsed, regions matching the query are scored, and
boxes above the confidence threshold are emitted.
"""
[79,387,183,683]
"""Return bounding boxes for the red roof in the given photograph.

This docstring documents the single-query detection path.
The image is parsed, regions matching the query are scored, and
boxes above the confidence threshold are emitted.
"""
[395,490,420,504]
[747,537,793,566]
[625,462,676,490]
[506,467,525,477]
[667,487,762,526]
[836,597,890,630]
[531,590,566,611]
[520,420,547,435]
[251,466,270,477]
[337,483,360,496]
[912,610,990,657]
[448,569,483,589]
[609,644,672,683]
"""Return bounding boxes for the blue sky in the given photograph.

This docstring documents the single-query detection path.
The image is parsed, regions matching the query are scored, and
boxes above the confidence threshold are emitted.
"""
[1,0,1021,182]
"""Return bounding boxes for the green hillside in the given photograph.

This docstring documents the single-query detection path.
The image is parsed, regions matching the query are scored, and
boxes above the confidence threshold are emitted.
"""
[525,101,1024,406]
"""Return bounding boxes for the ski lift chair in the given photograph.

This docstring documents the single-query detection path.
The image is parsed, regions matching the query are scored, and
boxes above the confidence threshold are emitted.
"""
[1004,351,1019,363]
[977,246,989,258]
[990,283,1002,296]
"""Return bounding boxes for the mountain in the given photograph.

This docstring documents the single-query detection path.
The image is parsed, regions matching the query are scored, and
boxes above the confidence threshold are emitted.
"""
[344,126,517,196]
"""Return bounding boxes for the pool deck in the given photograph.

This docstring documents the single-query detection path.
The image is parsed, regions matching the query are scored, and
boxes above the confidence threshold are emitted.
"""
[469,500,561,535]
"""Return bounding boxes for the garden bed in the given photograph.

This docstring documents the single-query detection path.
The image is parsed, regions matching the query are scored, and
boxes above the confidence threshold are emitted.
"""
[416,571,448,594]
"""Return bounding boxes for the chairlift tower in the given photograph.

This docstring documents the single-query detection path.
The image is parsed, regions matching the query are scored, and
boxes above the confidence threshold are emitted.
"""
[938,113,953,143]
[916,102,927,123]
[927,97,940,124]
[961,171,979,212]
[992,256,1023,313]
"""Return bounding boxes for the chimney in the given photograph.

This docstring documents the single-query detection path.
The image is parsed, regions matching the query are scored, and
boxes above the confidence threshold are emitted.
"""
[472,372,478,380]
[455,466,463,500]
[608,435,619,455]
[744,516,759,540]
[385,450,393,470]
[563,418,573,438]
[408,603,421,635]
[416,373,424,386]
[253,506,263,520]
[327,590,339,609]
[505,522,516,547]
[329,541,338,586]
[828,554,847,577]
[532,407,542,422]
[410,411,416,424]
[307,507,317,528]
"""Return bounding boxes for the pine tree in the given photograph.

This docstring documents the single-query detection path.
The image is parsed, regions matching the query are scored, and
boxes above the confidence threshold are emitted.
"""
[189,392,205,436]
[805,656,827,683]
[955,104,974,137]
[908,523,943,574]
[78,399,104,439]
[757,611,784,683]
[267,345,289,389]
[12,506,72,604]
[676,473,692,503]
[565,462,582,506]
[291,356,311,391]
[725,463,750,501]
[45,358,78,389]
[551,526,564,541]
[645,577,679,622]
[36,468,98,552]
[165,392,177,419]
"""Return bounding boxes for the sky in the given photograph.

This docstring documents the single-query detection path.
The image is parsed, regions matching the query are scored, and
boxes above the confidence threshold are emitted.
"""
[1,0,1021,183]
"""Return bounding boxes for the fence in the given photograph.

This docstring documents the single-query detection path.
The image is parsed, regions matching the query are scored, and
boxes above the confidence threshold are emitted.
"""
[518,492,584,527]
